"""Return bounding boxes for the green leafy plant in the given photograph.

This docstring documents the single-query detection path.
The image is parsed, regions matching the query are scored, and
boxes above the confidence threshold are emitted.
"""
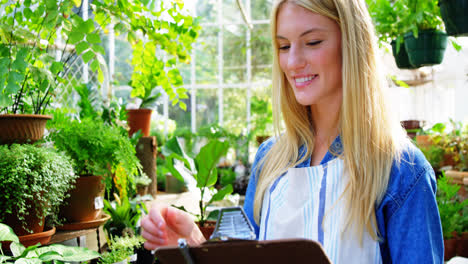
[48,118,140,180]
[103,194,148,239]
[436,173,468,239]
[163,138,232,226]
[0,144,77,234]
[1,223,100,263]
[0,0,108,114]
[251,95,273,137]
[134,172,152,187]
[366,0,408,46]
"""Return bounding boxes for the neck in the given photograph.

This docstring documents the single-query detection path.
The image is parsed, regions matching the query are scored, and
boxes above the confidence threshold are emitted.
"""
[310,97,341,145]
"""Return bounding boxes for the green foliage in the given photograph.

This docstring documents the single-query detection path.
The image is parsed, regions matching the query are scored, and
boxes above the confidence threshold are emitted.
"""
[436,173,468,239]
[94,0,201,111]
[103,195,148,239]
[0,0,106,114]
[0,144,77,233]
[164,138,232,226]
[251,95,273,137]
[47,118,141,183]
[366,0,444,48]
[134,172,152,186]
[0,223,100,263]
[99,235,144,264]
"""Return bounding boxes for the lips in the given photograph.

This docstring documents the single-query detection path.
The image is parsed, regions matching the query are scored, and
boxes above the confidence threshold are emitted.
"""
[293,74,318,88]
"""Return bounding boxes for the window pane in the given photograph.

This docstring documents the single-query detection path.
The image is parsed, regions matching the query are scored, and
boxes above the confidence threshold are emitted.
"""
[251,0,273,21]
[169,96,191,131]
[196,0,218,24]
[197,88,219,128]
[251,23,272,83]
[223,25,246,83]
[223,88,247,135]
[223,0,243,25]
[195,26,219,84]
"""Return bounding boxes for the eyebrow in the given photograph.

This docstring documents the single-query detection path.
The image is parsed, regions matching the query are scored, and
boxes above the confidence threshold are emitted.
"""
[276,28,325,39]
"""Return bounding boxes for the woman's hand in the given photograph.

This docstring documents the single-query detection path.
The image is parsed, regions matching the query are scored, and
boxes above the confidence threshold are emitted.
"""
[141,203,206,250]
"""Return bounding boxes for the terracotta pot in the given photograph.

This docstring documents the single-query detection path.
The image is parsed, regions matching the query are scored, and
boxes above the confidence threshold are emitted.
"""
[2,226,56,250]
[0,114,51,144]
[444,238,457,260]
[136,185,148,196]
[415,135,432,148]
[127,109,152,137]
[197,220,216,240]
[4,212,45,237]
[456,232,468,258]
[60,175,105,223]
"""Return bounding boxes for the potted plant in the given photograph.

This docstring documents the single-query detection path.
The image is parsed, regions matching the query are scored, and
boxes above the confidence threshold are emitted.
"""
[163,137,233,239]
[0,144,77,242]
[436,174,468,260]
[47,118,141,224]
[103,194,147,239]
[366,0,418,69]
[0,223,100,262]
[134,172,152,197]
[438,0,468,36]
[402,0,448,67]
[0,0,110,144]
[116,2,200,137]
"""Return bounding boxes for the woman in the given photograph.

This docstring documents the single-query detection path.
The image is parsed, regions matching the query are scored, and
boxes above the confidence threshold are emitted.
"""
[141,0,444,263]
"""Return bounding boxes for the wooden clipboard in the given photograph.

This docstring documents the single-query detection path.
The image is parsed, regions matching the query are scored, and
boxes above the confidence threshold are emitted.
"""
[154,238,332,264]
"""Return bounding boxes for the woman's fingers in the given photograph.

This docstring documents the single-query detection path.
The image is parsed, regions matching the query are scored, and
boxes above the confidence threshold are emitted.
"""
[164,206,195,237]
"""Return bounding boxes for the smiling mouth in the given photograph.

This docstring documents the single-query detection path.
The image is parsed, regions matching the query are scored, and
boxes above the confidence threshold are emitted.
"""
[294,75,318,87]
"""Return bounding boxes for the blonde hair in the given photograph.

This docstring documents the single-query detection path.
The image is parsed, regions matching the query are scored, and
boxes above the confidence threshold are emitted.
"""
[253,0,407,242]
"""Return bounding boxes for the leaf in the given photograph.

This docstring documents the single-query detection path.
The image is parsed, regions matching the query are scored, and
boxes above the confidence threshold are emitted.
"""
[97,67,104,83]
[208,184,233,204]
[194,140,230,188]
[11,242,26,257]
[45,0,57,11]
[68,31,84,44]
[36,244,100,262]
[50,61,64,74]
[450,39,462,52]
[75,41,89,55]
[72,0,81,7]
[78,19,95,34]
[0,94,13,108]
[0,223,19,243]
[82,50,95,63]
[86,33,101,44]
[91,44,105,54]
[14,258,41,264]
[90,59,99,72]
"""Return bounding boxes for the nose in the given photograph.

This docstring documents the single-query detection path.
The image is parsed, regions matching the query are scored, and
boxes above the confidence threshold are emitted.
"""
[287,45,306,71]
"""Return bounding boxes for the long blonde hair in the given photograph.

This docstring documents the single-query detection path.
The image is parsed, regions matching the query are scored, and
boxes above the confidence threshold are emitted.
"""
[253,0,407,242]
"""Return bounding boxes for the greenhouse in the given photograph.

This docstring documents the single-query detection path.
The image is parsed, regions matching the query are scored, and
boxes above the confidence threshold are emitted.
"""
[0,0,467,263]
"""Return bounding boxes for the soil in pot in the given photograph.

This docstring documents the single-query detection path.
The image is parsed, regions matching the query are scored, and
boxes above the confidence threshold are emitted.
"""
[60,175,105,223]
[197,220,216,240]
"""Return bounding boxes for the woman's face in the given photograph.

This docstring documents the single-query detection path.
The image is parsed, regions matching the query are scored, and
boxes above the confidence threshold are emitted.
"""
[276,3,343,107]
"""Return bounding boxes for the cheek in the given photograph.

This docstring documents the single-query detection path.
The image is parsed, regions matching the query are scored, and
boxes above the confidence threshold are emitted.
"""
[278,53,288,73]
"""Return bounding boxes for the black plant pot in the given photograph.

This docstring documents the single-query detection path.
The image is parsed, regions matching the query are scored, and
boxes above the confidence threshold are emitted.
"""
[391,40,418,69]
[439,0,468,36]
[135,247,155,264]
[404,30,448,68]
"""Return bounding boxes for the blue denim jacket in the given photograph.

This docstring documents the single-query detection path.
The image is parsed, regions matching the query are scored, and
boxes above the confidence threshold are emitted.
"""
[243,136,444,263]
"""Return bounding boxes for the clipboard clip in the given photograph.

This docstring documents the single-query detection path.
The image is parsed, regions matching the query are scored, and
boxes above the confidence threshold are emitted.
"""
[178,238,195,264]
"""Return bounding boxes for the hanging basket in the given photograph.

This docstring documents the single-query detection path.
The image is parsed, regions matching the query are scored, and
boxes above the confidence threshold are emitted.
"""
[391,40,418,69]
[403,30,448,68]
[127,109,152,137]
[0,114,52,145]
[439,0,468,37]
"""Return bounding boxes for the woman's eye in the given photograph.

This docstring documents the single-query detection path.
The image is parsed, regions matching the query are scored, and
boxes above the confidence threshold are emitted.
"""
[279,45,290,50]
[307,41,322,46]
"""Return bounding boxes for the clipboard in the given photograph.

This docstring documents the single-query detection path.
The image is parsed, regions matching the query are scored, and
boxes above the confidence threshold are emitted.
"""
[154,238,332,264]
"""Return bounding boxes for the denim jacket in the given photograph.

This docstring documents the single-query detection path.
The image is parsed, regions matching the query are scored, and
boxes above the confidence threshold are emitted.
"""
[243,136,444,263]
